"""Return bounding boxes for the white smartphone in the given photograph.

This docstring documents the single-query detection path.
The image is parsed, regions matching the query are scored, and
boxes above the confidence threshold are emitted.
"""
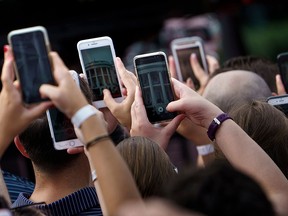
[7,26,55,105]
[170,36,208,90]
[46,70,83,150]
[267,94,288,117]
[77,36,124,108]
[133,51,178,124]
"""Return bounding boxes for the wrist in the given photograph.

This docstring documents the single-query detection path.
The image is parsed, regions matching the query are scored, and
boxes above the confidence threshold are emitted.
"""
[71,104,98,128]
[197,144,214,156]
[207,113,232,141]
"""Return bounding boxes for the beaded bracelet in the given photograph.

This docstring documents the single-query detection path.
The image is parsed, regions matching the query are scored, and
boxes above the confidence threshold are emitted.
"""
[85,134,111,150]
[207,113,232,141]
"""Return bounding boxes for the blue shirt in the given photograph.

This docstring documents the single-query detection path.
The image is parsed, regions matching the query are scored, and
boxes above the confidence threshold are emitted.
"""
[12,187,103,216]
[2,170,35,203]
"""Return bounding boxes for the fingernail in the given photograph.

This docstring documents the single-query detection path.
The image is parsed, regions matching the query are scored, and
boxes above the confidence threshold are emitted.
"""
[3,45,8,53]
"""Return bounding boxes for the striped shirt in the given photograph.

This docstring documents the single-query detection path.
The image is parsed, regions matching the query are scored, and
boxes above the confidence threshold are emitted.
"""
[12,187,103,216]
[2,170,35,203]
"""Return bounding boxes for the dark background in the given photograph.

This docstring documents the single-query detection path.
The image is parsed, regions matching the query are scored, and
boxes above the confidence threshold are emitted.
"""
[1,0,288,180]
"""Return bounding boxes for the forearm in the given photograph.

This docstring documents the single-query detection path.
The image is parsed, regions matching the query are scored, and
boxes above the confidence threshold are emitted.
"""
[81,116,142,215]
[215,119,288,215]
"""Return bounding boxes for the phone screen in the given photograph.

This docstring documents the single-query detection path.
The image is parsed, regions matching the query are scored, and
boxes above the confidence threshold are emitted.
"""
[79,45,122,102]
[9,29,55,104]
[49,107,77,142]
[134,52,178,123]
[176,45,204,89]
[277,52,288,93]
[267,95,288,117]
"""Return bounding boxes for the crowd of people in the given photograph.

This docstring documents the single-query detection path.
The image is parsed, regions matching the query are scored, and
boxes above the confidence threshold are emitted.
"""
[1,14,288,216]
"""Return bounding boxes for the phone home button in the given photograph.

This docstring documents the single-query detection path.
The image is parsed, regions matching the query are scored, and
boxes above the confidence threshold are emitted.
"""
[69,141,76,147]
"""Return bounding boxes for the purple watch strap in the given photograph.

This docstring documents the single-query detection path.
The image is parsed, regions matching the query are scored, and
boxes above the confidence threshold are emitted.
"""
[207,113,232,141]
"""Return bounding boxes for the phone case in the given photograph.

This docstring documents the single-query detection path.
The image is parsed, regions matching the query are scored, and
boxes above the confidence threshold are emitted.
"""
[170,36,208,90]
[77,36,124,108]
[133,51,178,124]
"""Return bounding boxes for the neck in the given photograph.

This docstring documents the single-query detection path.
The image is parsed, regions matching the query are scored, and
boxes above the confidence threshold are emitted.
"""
[30,155,92,204]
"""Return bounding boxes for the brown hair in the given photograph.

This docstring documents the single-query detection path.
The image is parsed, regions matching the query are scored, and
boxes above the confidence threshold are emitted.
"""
[116,136,177,198]
[216,100,288,179]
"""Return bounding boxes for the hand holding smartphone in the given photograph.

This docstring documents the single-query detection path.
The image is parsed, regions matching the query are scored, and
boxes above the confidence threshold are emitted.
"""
[77,36,124,108]
[7,26,55,105]
[170,36,208,90]
[277,52,288,93]
[133,51,178,124]
[46,70,83,150]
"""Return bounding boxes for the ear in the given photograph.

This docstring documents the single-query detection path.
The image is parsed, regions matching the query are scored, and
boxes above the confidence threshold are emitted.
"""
[14,136,30,159]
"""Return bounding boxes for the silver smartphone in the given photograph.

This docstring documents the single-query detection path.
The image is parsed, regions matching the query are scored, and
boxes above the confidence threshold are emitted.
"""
[267,94,288,117]
[7,26,55,105]
[133,51,178,124]
[77,36,124,108]
[46,70,83,150]
[277,52,288,93]
[170,36,208,90]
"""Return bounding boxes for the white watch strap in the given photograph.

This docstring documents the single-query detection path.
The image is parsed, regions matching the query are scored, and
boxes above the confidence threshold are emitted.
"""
[196,144,215,156]
[71,104,97,128]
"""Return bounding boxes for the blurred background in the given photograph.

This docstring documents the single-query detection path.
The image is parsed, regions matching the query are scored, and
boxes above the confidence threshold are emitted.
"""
[1,0,288,179]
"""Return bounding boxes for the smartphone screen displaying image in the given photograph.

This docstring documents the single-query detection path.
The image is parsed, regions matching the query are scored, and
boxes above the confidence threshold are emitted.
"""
[267,94,288,117]
[46,70,83,150]
[77,36,124,108]
[277,52,288,93]
[171,36,208,90]
[7,26,55,104]
[133,51,178,124]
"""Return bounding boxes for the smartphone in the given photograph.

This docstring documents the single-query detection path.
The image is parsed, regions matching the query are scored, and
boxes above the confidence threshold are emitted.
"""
[77,36,124,108]
[267,94,288,117]
[277,52,288,93]
[170,36,208,90]
[133,51,178,124]
[7,26,55,105]
[46,70,83,150]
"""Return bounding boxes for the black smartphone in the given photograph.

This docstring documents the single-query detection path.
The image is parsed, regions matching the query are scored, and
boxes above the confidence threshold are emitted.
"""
[267,94,288,117]
[133,51,178,124]
[7,26,55,105]
[277,52,288,93]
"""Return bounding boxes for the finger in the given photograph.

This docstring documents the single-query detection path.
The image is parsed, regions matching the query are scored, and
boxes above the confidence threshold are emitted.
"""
[162,114,185,136]
[103,89,119,109]
[206,55,219,74]
[1,45,15,89]
[276,74,286,95]
[168,55,178,79]
[67,146,85,154]
[49,52,69,82]
[190,53,206,81]
[185,77,195,90]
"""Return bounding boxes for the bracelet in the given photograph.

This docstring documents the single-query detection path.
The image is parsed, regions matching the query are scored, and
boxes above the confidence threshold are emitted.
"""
[86,134,111,150]
[196,144,214,156]
[71,104,97,128]
[91,170,97,182]
[207,113,232,141]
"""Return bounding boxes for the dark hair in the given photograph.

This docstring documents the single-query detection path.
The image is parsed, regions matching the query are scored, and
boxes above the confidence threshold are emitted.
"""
[18,73,93,172]
[116,136,177,198]
[160,160,275,216]
[225,100,288,178]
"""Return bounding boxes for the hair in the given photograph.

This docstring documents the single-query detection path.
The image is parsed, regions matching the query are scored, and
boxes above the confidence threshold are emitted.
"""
[219,100,288,179]
[202,70,272,113]
[211,55,279,93]
[116,136,177,198]
[18,74,93,173]
[160,160,275,216]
